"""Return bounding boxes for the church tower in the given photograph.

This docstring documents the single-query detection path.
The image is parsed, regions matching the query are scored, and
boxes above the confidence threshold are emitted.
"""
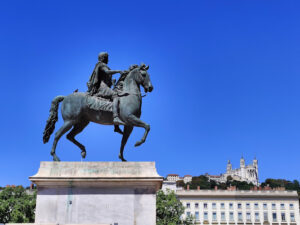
[227,160,232,172]
[240,156,245,168]
[253,157,258,168]
[253,157,259,185]
[240,156,245,179]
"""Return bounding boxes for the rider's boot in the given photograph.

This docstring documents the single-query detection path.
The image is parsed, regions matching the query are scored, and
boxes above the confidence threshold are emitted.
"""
[112,96,125,126]
[113,114,124,125]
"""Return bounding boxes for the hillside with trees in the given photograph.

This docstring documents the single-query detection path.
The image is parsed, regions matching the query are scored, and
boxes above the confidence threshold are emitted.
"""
[177,175,300,195]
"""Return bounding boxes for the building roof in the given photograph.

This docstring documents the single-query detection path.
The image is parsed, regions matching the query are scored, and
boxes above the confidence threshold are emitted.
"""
[167,174,179,176]
[184,175,192,177]
[176,190,298,199]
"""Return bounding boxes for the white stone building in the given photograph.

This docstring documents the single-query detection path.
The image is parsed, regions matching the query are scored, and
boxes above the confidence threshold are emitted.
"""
[178,189,299,225]
[166,174,180,182]
[184,175,193,184]
[161,180,178,192]
[166,174,193,184]
[206,157,259,186]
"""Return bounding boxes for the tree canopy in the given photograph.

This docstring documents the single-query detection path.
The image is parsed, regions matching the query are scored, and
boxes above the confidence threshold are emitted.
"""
[0,186,36,223]
[156,190,193,225]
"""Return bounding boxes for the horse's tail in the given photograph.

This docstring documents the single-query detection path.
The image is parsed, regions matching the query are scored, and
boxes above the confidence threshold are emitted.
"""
[43,95,65,143]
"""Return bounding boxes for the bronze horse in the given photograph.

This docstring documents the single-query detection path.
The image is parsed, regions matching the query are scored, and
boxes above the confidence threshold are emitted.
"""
[43,65,153,161]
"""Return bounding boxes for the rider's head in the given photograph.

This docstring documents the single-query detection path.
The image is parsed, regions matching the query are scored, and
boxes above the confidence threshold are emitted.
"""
[98,52,108,63]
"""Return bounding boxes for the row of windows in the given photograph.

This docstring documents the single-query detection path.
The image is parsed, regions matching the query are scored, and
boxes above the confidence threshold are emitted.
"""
[186,202,294,210]
[186,211,296,222]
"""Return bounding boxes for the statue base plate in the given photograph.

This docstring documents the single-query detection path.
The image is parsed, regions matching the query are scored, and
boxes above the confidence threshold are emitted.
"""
[30,162,163,225]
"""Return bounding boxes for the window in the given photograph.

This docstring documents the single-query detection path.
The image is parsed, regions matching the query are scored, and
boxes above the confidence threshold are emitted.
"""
[195,211,199,221]
[238,212,243,221]
[290,203,294,209]
[254,203,259,209]
[272,203,276,210]
[212,203,216,209]
[229,203,233,209]
[280,203,285,209]
[195,203,199,209]
[255,212,260,222]
[221,203,225,209]
[230,212,234,221]
[203,203,208,209]
[186,211,191,217]
[246,212,251,222]
[246,203,250,209]
[272,213,277,222]
[238,203,242,209]
[290,213,295,222]
[264,212,268,221]
[186,203,190,208]
[263,203,267,210]
[204,212,208,221]
[212,212,217,221]
[281,213,286,221]
[221,212,225,221]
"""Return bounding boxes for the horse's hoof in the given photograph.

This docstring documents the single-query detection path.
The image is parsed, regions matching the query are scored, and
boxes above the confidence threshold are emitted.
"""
[135,141,142,147]
[53,156,60,161]
[81,151,86,158]
[119,154,127,162]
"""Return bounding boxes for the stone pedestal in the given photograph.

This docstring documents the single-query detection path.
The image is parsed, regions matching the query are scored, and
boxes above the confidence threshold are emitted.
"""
[30,162,163,225]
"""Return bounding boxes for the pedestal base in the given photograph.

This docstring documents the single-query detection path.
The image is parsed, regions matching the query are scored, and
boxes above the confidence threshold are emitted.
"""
[30,162,163,225]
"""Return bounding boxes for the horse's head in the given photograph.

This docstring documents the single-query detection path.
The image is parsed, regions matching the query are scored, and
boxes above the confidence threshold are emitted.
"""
[137,63,153,93]
[123,63,153,94]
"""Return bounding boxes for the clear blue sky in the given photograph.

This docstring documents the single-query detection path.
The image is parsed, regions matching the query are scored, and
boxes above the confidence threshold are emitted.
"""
[0,1,299,186]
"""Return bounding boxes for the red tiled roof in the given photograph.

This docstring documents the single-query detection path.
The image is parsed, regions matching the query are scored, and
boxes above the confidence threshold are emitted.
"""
[167,174,179,176]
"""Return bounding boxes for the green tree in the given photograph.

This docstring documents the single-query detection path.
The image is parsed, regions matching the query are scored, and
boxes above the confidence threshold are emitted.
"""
[227,175,233,181]
[189,175,211,190]
[261,178,300,202]
[156,190,193,225]
[226,180,254,190]
[0,186,36,223]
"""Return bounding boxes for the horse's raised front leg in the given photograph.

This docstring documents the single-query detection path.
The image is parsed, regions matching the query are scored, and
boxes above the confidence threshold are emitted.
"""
[66,120,89,159]
[51,120,74,161]
[119,125,133,162]
[127,114,150,147]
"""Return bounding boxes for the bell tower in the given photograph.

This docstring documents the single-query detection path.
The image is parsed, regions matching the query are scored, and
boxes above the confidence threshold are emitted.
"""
[253,157,259,185]
[240,156,245,168]
[240,156,246,179]
[227,160,232,172]
[253,157,258,168]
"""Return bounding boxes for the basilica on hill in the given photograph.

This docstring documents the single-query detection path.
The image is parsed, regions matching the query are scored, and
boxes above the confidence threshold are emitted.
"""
[205,157,259,186]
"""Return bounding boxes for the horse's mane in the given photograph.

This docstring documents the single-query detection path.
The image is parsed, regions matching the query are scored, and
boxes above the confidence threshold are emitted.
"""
[115,65,139,88]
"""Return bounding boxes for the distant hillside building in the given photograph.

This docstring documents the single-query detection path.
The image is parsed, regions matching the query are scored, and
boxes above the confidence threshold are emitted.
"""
[166,174,193,184]
[166,174,180,182]
[206,157,259,186]
[184,175,192,183]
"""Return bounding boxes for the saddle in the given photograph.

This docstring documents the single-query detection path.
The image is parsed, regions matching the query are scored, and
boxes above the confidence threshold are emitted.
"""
[85,94,113,112]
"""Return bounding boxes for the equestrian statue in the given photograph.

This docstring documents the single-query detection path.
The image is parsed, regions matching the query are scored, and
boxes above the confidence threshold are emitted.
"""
[42,52,153,161]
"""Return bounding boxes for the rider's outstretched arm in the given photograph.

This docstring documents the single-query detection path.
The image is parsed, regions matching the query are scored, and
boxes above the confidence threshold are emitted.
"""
[103,67,122,76]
